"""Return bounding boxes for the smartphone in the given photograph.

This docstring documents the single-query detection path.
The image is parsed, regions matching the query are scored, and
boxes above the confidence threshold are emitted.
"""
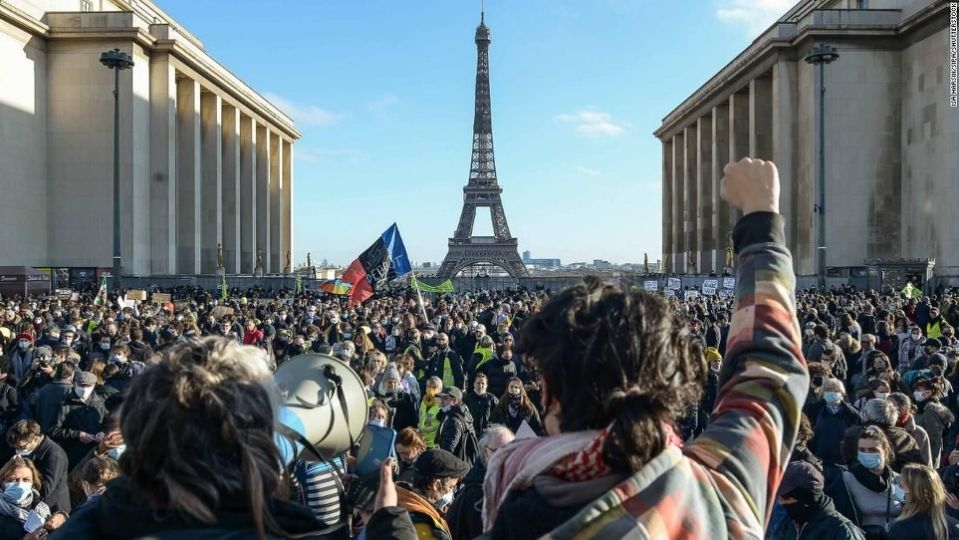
[353,424,397,478]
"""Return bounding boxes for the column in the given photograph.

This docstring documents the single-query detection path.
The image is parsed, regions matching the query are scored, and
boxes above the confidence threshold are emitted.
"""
[269,131,282,272]
[149,55,176,274]
[282,139,293,272]
[772,62,802,267]
[176,77,201,274]
[712,103,731,268]
[684,124,698,274]
[221,103,241,274]
[750,76,773,160]
[200,91,222,274]
[662,139,673,272]
[255,124,271,272]
[671,132,684,274]
[240,115,256,273]
[729,90,750,227]
[697,115,714,273]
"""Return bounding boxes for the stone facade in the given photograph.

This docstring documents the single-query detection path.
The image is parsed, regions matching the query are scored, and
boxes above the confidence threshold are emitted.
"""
[654,0,956,281]
[0,0,299,276]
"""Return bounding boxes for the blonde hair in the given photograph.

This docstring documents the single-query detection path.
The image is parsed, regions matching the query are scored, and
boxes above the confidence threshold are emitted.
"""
[897,463,947,540]
[0,456,41,491]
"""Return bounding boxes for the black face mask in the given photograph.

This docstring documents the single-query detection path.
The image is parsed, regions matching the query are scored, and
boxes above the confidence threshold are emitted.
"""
[782,500,818,523]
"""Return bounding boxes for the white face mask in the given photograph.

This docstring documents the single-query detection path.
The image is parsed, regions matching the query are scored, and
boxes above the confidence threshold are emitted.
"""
[435,489,455,511]
[874,392,889,400]
[75,386,95,400]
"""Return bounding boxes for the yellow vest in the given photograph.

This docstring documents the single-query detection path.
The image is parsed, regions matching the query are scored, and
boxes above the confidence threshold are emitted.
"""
[926,320,942,340]
[418,400,441,447]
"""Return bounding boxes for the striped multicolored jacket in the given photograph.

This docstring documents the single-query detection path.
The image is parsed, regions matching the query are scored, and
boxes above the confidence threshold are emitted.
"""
[546,213,807,539]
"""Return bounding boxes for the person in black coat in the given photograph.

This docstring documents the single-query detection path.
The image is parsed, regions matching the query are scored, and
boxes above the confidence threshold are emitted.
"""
[49,337,416,540]
[426,335,464,390]
[48,371,108,470]
[476,347,526,399]
[490,378,543,436]
[6,420,70,515]
[888,463,959,539]
[436,389,476,463]
[463,374,498,436]
[807,378,861,467]
[773,461,864,540]
[375,366,418,433]
[32,362,76,433]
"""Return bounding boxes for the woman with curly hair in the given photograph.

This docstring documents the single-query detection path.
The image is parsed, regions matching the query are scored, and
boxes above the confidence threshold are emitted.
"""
[489,377,542,436]
[49,337,415,539]
[0,456,66,538]
[482,158,808,538]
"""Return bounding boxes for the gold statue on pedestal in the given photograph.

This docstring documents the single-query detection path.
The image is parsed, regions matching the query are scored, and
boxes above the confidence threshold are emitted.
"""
[725,239,735,269]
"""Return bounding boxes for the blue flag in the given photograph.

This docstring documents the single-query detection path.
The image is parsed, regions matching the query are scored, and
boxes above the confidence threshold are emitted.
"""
[382,223,411,277]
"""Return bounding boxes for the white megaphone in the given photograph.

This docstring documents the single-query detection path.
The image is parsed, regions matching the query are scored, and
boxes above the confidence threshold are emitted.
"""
[272,353,369,465]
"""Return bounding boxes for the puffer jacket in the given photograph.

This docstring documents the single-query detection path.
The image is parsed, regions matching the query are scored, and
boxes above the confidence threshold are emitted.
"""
[915,399,954,468]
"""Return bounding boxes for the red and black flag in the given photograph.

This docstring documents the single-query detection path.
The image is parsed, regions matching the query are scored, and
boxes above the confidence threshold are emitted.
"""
[341,224,411,305]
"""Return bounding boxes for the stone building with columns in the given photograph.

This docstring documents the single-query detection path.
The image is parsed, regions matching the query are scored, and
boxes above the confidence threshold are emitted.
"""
[0,0,297,277]
[654,0,955,283]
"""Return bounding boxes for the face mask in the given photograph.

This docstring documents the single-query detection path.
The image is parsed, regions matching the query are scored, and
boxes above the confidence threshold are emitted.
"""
[508,391,521,402]
[342,333,352,340]
[804,329,814,337]
[912,333,922,341]
[781,499,818,523]
[17,341,28,350]
[914,390,928,403]
[100,343,111,351]
[858,451,883,469]
[62,337,73,346]
[369,418,386,428]
[435,490,455,511]
[455,323,464,330]
[107,444,126,460]
[824,391,842,404]
[709,362,721,372]
[2,482,31,504]
[75,386,94,400]
[111,355,125,364]
[49,333,60,341]
[874,392,889,399]
[393,329,401,337]
[441,405,451,413]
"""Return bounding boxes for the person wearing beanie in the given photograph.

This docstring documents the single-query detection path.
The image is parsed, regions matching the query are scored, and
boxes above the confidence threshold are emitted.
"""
[774,461,864,539]
[375,363,418,432]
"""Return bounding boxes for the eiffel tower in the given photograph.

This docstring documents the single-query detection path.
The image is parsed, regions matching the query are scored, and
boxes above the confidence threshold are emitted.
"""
[436,11,529,279]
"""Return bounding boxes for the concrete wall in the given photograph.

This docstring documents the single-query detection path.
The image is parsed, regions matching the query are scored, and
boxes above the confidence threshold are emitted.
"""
[900,24,957,273]
[820,47,903,267]
[0,19,47,266]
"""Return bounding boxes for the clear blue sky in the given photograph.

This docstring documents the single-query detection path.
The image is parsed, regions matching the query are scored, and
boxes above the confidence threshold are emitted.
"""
[158,0,792,266]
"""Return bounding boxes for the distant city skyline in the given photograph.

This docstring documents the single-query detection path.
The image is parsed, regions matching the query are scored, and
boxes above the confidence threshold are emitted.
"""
[157,0,794,266]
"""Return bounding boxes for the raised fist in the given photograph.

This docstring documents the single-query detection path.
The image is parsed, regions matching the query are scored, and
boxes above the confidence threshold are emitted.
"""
[720,157,780,216]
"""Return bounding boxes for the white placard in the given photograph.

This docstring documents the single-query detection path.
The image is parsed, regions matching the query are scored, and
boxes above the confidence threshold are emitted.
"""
[702,279,718,289]
[667,277,682,290]
[684,290,699,300]
[664,289,675,297]
[723,277,736,289]
[644,280,658,291]
[702,285,717,296]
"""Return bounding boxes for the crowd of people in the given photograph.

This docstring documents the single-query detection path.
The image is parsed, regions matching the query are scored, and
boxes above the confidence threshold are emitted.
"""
[0,158,955,538]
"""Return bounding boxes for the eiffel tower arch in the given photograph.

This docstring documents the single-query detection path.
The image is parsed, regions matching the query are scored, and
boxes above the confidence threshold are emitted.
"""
[437,12,528,279]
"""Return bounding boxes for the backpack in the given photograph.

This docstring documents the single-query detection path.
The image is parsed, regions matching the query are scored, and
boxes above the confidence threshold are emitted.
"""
[460,424,480,466]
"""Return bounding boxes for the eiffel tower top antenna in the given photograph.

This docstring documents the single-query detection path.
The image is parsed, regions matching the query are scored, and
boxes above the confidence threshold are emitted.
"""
[480,0,485,24]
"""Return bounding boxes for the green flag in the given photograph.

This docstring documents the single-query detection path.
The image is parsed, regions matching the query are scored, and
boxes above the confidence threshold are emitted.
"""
[902,282,921,299]
[220,273,229,301]
[93,277,108,306]
[410,276,454,293]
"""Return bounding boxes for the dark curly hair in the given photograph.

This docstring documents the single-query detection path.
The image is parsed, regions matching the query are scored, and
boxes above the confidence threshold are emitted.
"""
[119,337,282,539]
[518,276,704,473]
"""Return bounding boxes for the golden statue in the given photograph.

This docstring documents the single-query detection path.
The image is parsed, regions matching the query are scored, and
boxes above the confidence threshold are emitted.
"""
[725,239,735,268]
[216,243,224,269]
